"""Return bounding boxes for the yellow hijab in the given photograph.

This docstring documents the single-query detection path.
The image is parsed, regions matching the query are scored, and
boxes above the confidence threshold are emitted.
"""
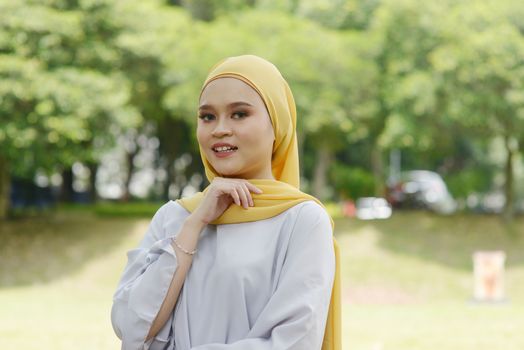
[177,55,341,350]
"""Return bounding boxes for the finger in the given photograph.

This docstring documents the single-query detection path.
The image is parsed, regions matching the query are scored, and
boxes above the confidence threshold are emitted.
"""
[245,182,263,194]
[241,183,254,207]
[229,188,241,207]
[236,184,249,209]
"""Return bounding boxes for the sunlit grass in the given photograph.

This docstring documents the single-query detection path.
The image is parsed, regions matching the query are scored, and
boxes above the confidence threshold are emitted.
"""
[337,211,524,349]
[0,211,148,349]
[1,209,523,349]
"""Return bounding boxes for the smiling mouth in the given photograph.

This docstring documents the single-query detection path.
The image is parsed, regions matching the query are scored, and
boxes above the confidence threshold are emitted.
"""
[213,146,238,153]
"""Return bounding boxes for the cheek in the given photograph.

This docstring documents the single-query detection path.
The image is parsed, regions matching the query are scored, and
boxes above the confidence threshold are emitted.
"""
[242,124,274,154]
[196,126,207,146]
[260,120,275,149]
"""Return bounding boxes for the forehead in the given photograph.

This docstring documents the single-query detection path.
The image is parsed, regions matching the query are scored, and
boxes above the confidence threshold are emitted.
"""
[199,77,264,106]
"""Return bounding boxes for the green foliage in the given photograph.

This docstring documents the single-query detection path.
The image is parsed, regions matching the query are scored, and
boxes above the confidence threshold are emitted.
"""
[255,0,381,30]
[56,200,162,217]
[430,0,524,138]
[93,201,162,217]
[445,168,494,199]
[2,0,524,209]
[330,164,375,199]
[0,0,140,177]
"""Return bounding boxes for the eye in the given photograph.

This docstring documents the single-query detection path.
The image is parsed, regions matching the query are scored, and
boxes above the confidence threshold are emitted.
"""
[232,111,248,119]
[198,113,215,122]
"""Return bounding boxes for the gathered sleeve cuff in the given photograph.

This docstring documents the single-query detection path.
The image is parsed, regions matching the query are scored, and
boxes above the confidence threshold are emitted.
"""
[111,202,181,350]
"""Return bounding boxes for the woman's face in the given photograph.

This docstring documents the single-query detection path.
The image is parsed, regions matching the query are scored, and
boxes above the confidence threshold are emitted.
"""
[197,77,275,179]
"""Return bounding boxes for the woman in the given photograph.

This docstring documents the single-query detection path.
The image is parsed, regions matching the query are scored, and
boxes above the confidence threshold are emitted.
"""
[111,55,341,350]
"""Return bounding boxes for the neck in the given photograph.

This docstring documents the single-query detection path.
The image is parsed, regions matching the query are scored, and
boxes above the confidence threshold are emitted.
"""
[226,168,274,180]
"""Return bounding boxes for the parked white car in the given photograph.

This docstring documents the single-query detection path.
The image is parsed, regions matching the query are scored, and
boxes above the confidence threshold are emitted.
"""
[356,197,392,220]
[386,170,457,215]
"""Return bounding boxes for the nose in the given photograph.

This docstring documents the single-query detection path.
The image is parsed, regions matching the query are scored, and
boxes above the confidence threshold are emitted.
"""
[211,117,232,138]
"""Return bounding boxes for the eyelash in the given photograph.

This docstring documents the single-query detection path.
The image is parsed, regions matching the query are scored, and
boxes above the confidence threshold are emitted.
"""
[198,111,248,122]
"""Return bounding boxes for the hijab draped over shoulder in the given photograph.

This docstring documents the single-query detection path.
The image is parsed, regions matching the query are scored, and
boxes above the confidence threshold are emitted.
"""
[177,55,341,350]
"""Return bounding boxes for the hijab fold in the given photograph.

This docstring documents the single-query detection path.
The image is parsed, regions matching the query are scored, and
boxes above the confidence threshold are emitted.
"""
[177,55,341,350]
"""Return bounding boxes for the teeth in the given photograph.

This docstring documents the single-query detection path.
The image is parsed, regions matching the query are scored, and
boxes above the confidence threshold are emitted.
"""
[214,146,236,152]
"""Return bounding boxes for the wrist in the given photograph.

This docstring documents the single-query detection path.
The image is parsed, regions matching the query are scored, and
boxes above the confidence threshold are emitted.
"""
[185,213,207,231]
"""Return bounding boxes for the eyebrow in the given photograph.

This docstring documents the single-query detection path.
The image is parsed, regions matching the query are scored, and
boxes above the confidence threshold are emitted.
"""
[198,101,254,110]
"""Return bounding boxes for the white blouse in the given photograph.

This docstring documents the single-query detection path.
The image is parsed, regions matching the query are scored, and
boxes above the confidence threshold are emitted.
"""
[111,200,335,350]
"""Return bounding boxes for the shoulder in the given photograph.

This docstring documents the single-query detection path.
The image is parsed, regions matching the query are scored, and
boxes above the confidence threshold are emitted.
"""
[288,200,332,234]
[148,200,191,234]
[152,200,189,219]
[284,201,334,260]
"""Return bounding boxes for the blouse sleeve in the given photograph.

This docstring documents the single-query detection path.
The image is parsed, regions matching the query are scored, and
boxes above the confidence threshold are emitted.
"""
[190,202,336,350]
[111,202,180,350]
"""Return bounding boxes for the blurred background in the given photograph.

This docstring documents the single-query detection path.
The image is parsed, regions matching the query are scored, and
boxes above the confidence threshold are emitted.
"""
[1,0,524,349]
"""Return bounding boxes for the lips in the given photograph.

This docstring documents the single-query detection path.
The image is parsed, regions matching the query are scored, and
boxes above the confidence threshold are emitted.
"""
[211,142,238,153]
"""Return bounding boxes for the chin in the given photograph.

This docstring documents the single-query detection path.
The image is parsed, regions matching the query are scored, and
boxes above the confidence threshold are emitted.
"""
[213,165,243,178]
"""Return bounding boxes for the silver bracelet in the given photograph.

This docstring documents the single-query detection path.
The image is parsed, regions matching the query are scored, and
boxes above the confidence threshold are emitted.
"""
[172,236,197,256]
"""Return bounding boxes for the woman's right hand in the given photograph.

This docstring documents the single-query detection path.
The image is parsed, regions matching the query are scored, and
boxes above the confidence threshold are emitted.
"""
[189,177,263,225]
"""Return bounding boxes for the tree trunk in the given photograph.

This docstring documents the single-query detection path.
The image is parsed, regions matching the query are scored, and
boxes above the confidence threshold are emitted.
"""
[162,153,176,201]
[503,135,517,221]
[60,167,74,202]
[371,142,385,197]
[122,147,139,202]
[0,154,10,220]
[157,118,187,201]
[372,49,389,199]
[87,162,99,203]
[312,145,332,201]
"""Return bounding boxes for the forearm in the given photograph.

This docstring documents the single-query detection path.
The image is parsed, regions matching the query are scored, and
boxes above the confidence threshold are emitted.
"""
[146,215,205,341]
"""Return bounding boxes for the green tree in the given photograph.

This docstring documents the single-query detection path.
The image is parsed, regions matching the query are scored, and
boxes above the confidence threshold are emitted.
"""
[162,10,367,199]
[0,0,139,218]
[430,0,524,219]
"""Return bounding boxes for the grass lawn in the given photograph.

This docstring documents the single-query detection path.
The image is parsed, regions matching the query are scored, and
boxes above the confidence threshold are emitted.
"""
[1,208,523,349]
[337,212,524,350]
